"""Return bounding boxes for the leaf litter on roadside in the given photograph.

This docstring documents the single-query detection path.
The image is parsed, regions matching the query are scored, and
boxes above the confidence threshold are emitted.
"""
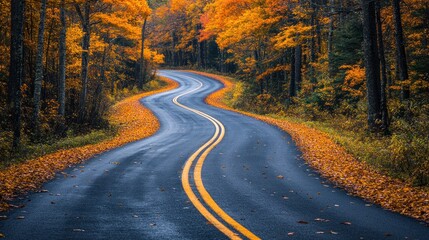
[0,78,178,211]
[201,71,429,223]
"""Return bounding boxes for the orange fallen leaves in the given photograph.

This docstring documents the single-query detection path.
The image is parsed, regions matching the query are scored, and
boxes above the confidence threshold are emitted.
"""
[194,70,429,223]
[0,77,178,211]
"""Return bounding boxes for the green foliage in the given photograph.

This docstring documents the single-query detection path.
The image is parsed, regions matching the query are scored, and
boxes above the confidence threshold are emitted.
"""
[331,15,363,74]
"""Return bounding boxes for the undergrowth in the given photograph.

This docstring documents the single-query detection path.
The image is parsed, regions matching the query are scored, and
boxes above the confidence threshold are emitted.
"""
[223,74,429,187]
[0,77,166,170]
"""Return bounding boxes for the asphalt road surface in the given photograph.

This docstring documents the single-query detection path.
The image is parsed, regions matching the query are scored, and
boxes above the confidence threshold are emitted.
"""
[1,70,428,239]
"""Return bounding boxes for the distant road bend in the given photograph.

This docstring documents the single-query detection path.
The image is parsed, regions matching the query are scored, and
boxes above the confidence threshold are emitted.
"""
[1,70,428,239]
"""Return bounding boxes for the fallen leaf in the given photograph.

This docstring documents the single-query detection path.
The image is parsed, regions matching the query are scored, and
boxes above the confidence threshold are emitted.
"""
[314,218,330,222]
[16,216,25,220]
[9,204,25,209]
[287,232,295,236]
[73,229,85,232]
[277,175,284,179]
[341,221,352,225]
[0,216,7,221]
[297,220,309,224]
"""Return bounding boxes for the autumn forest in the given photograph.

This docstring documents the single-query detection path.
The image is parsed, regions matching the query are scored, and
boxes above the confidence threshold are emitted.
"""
[1,0,429,237]
[1,0,429,187]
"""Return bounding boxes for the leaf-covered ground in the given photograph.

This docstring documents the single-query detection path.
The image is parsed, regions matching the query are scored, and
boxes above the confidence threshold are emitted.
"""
[0,77,178,211]
[193,70,429,223]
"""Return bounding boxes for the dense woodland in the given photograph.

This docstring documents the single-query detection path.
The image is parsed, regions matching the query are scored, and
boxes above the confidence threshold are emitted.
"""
[1,0,164,159]
[2,0,429,184]
[147,0,428,184]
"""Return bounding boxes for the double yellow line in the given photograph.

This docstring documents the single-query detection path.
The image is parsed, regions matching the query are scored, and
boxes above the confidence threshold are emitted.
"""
[172,76,260,240]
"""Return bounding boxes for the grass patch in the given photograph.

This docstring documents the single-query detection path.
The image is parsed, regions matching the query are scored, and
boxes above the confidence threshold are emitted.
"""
[0,129,116,170]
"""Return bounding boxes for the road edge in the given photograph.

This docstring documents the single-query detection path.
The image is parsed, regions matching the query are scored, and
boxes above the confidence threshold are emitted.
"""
[0,77,179,212]
[187,70,429,223]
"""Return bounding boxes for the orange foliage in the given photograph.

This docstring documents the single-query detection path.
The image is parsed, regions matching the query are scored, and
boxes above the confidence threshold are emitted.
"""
[192,70,429,223]
[0,78,178,211]
[340,64,366,97]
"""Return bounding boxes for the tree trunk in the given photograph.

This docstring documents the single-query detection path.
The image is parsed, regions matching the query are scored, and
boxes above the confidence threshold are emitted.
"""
[309,2,318,84]
[376,1,389,133]
[289,49,296,98]
[139,17,147,90]
[32,0,47,138]
[8,0,26,150]
[361,0,382,131]
[92,39,115,124]
[295,45,302,91]
[392,0,410,100]
[76,1,91,123]
[327,0,335,77]
[44,14,54,86]
[58,0,66,117]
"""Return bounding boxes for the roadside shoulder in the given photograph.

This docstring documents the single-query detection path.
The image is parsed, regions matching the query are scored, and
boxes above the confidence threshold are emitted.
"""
[0,77,179,211]
[190,70,429,223]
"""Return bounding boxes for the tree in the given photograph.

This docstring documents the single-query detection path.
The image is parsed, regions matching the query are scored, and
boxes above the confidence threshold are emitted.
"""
[58,0,67,117]
[375,0,389,132]
[74,0,91,124]
[392,0,410,100]
[32,0,48,137]
[289,49,296,98]
[294,45,302,91]
[139,17,148,89]
[8,0,26,149]
[361,0,382,131]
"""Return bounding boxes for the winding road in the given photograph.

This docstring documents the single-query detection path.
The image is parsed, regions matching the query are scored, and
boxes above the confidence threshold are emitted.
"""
[1,70,428,239]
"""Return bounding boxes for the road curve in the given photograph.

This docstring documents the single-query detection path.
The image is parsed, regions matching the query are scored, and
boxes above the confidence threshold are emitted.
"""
[1,70,428,239]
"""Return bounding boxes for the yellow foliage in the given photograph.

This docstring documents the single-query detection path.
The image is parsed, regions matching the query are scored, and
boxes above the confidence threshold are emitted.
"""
[340,64,366,97]
[257,65,291,81]
[273,23,312,49]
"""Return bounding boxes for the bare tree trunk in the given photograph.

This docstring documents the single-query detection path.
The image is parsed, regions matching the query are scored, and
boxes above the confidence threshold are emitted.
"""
[9,0,26,150]
[327,0,335,77]
[392,0,410,100]
[92,38,115,124]
[58,0,66,117]
[309,1,318,84]
[32,0,47,138]
[376,1,389,133]
[139,17,147,90]
[289,49,296,99]
[361,0,382,131]
[76,1,91,123]
[295,45,302,91]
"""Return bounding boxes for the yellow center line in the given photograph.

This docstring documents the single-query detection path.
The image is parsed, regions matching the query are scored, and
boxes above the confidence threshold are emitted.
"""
[170,75,260,240]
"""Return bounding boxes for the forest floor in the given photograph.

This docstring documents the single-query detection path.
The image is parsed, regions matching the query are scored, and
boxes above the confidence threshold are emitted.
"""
[0,77,178,212]
[192,70,429,223]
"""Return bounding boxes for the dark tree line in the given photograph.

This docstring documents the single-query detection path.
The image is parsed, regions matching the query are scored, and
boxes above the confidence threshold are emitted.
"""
[2,0,158,153]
